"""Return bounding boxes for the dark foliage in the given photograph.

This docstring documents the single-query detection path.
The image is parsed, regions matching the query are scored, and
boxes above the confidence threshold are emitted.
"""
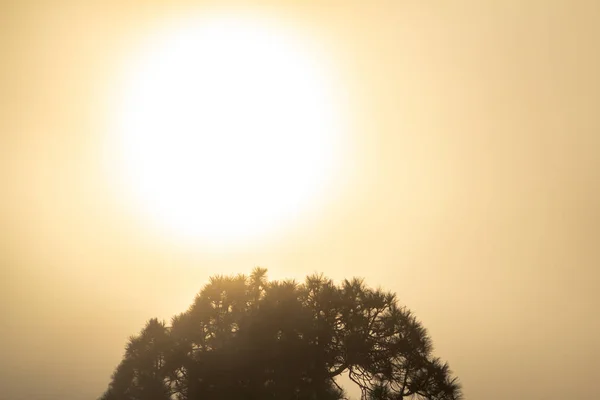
[100,268,462,400]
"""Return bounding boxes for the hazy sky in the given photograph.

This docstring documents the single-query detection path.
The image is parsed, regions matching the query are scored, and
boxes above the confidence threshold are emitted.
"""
[1,1,599,399]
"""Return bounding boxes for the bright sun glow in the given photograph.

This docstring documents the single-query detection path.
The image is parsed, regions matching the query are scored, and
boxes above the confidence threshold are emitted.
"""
[112,12,343,246]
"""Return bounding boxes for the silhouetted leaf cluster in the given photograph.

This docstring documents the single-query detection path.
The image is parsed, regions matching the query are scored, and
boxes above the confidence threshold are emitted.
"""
[100,268,462,400]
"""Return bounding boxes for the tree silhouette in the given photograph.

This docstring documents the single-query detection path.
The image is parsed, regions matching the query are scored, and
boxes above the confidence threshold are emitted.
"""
[100,268,462,400]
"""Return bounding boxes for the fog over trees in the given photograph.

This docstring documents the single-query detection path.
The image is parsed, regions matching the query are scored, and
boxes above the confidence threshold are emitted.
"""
[100,268,462,400]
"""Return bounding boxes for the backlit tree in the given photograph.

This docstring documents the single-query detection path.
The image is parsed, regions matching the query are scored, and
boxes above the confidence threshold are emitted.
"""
[100,268,462,400]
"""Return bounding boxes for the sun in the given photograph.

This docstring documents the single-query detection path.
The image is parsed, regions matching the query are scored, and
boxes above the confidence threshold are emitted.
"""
[110,12,343,246]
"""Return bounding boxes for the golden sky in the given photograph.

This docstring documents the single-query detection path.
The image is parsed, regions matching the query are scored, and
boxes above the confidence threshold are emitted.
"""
[1,1,599,399]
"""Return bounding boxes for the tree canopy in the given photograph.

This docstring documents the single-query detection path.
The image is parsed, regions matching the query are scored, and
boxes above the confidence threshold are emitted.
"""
[100,268,462,400]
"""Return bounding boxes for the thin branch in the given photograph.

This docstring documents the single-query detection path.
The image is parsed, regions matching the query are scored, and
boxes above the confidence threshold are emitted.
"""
[329,377,349,400]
